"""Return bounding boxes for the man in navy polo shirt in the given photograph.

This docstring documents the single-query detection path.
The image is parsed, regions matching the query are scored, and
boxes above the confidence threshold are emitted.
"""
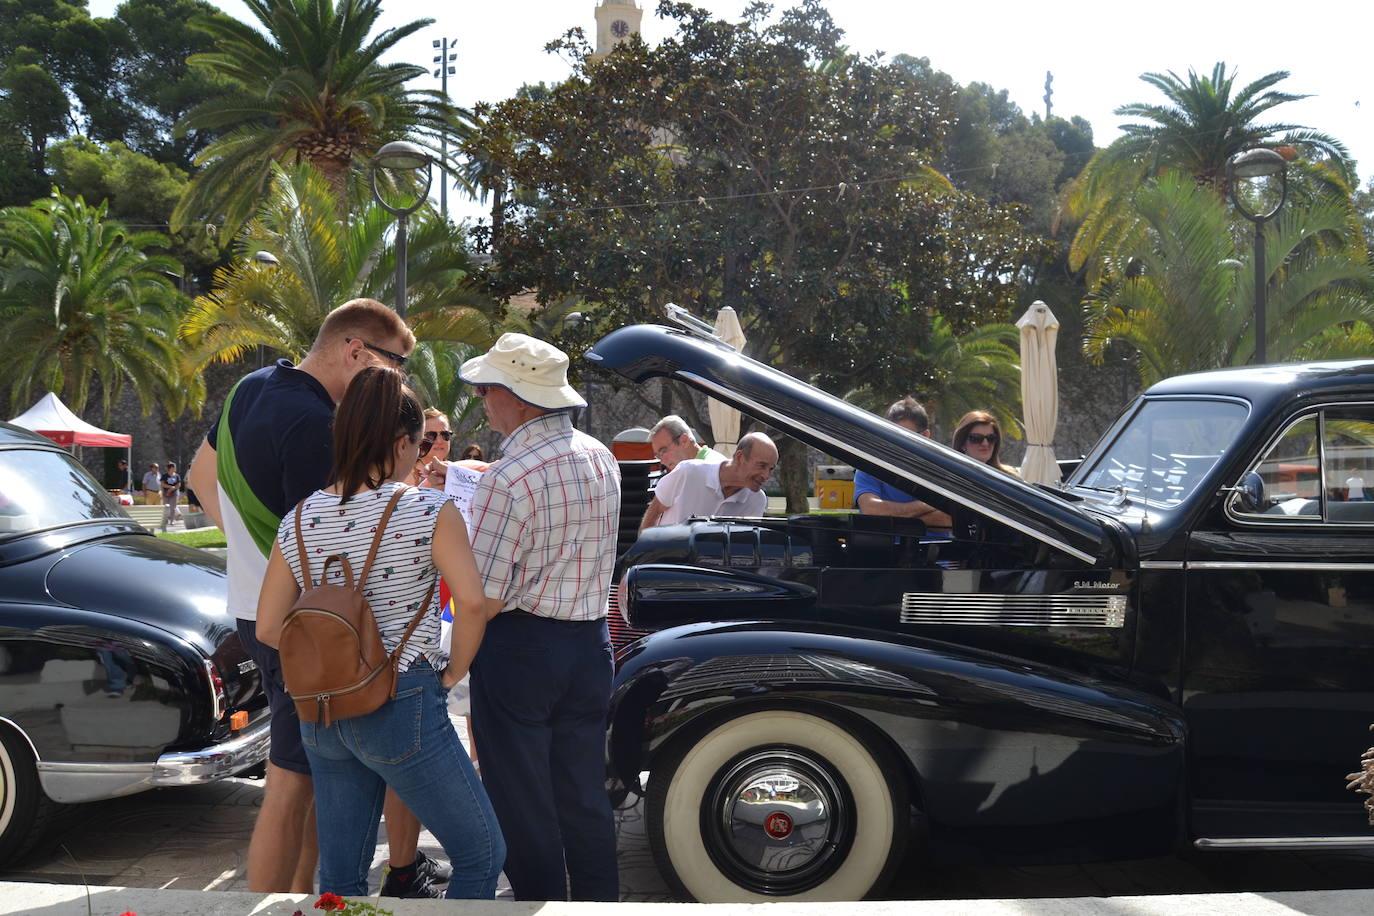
[853,397,952,531]
[188,299,428,894]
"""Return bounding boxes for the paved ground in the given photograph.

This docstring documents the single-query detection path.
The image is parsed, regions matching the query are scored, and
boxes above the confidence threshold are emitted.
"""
[6,742,1374,902]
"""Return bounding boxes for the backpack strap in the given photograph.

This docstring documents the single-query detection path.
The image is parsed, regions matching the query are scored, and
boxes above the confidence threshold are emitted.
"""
[387,576,439,670]
[293,502,314,587]
[356,485,407,593]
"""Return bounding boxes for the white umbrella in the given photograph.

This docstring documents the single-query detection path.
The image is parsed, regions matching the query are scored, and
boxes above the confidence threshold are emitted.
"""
[709,307,747,457]
[1016,300,1061,486]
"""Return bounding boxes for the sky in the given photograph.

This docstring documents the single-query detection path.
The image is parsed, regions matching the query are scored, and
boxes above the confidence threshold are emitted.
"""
[90,0,1374,225]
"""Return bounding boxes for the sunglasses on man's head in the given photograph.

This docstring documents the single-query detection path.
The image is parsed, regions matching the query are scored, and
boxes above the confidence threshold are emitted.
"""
[966,433,999,445]
[423,430,454,442]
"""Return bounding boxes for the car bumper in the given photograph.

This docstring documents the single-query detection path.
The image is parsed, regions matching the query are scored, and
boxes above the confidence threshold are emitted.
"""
[36,715,270,804]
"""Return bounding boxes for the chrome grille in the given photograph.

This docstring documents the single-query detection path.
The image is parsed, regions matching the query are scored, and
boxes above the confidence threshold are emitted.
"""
[899,593,1127,628]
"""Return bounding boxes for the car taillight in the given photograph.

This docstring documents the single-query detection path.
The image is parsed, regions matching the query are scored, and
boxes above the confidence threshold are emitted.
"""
[203,658,227,721]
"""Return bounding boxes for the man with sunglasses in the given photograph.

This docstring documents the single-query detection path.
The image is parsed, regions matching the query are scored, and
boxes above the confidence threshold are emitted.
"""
[188,300,448,898]
[853,397,952,531]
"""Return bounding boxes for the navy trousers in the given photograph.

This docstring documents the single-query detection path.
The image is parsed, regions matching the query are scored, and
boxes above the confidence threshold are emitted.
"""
[470,612,619,901]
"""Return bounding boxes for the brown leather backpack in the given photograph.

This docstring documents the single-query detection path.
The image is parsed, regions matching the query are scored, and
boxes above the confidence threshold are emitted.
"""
[278,486,435,728]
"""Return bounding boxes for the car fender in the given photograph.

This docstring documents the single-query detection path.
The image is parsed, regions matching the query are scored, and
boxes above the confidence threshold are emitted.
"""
[611,620,1187,861]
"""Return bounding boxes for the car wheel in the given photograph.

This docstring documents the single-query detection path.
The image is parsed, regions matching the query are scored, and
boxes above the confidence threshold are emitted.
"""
[646,708,909,902]
[0,727,58,865]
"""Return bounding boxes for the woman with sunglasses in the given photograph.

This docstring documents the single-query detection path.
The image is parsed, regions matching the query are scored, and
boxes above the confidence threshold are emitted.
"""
[952,410,1019,477]
[254,366,504,899]
[409,408,453,488]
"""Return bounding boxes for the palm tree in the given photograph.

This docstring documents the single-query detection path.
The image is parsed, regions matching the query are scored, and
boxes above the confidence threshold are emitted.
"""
[171,0,472,242]
[1083,171,1374,385]
[1062,63,1356,281]
[179,162,498,369]
[0,191,191,419]
[845,314,1022,439]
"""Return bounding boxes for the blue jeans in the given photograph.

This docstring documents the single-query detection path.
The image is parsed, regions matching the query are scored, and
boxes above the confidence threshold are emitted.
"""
[301,660,505,898]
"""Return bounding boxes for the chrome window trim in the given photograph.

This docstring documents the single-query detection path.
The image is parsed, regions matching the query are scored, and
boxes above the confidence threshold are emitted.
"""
[1195,836,1374,850]
[678,371,1097,564]
[1190,561,1374,572]
[1227,401,1374,529]
[1139,560,1186,569]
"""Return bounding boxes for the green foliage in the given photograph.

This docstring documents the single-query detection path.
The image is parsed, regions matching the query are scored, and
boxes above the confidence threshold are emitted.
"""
[48,138,188,227]
[472,0,1049,402]
[180,162,498,370]
[1063,63,1356,283]
[1082,171,1374,385]
[845,314,1022,439]
[0,190,193,419]
[172,0,473,243]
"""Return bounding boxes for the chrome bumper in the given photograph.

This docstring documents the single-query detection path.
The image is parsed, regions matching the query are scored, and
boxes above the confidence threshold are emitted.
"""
[37,716,270,804]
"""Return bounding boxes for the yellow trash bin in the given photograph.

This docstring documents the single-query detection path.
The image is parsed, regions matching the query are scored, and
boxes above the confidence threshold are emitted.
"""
[814,465,855,510]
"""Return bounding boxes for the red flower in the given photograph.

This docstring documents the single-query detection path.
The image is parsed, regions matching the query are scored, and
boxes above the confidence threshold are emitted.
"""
[314,891,347,910]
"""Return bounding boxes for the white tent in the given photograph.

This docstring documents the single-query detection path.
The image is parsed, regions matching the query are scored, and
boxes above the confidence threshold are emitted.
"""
[10,392,132,448]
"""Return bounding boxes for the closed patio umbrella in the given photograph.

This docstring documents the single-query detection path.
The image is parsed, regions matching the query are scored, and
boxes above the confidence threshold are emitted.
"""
[709,307,747,457]
[1016,300,1061,486]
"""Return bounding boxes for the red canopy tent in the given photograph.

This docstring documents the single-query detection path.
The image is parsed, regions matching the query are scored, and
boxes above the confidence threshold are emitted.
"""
[9,392,132,448]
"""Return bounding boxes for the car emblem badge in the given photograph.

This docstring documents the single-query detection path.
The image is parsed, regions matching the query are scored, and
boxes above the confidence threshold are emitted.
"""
[238,659,258,674]
[764,811,793,840]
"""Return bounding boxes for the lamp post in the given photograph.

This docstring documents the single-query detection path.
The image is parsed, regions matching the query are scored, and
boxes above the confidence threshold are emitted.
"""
[1227,147,1288,364]
[369,140,435,319]
[432,36,457,219]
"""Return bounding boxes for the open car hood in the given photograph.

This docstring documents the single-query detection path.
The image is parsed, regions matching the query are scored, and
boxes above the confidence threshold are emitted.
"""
[587,323,1112,564]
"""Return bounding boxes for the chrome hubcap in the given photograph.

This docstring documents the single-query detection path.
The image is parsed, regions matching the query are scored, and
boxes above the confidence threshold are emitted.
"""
[704,748,851,893]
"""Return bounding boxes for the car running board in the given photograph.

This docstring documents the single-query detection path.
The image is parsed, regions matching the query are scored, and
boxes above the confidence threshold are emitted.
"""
[1195,836,1374,850]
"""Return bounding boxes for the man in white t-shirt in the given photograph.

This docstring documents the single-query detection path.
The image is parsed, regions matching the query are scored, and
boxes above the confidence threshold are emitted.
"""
[641,431,778,531]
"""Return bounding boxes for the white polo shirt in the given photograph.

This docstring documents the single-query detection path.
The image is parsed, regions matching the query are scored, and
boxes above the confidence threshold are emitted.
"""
[654,458,767,526]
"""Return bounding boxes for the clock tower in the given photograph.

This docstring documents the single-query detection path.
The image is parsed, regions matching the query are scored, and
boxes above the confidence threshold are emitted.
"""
[592,0,642,60]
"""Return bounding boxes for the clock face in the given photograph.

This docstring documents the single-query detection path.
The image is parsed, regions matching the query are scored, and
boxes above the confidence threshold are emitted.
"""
[611,19,629,38]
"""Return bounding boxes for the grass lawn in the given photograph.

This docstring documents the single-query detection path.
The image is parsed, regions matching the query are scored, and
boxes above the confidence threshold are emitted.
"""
[156,528,228,549]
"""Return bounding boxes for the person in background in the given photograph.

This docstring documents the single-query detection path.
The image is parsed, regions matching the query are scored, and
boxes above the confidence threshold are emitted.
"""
[254,367,504,901]
[854,397,951,530]
[953,410,1019,476]
[114,457,133,492]
[458,443,483,461]
[409,408,452,488]
[142,463,161,505]
[649,415,725,470]
[640,432,777,531]
[458,332,621,901]
[160,462,182,530]
[187,299,445,898]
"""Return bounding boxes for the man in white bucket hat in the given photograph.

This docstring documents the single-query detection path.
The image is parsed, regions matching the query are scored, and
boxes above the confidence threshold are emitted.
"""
[456,333,621,901]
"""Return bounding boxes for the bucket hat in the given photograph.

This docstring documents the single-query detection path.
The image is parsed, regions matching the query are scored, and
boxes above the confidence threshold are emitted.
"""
[459,333,586,409]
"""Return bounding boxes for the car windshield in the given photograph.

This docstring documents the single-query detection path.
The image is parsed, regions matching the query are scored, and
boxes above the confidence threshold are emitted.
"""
[0,447,128,536]
[1075,398,1249,508]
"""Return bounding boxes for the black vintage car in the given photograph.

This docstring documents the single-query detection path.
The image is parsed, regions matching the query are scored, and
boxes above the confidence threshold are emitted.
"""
[589,322,1374,902]
[0,424,267,864]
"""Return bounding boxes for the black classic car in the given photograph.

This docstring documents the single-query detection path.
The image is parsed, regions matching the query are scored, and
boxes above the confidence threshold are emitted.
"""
[588,321,1374,902]
[0,423,267,864]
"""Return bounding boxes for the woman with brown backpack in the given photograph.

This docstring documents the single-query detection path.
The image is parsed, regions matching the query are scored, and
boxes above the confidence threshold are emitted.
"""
[254,366,504,899]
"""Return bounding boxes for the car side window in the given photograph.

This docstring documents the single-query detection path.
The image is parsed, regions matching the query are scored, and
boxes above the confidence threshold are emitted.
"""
[0,447,125,535]
[1322,408,1374,523]
[1233,407,1374,523]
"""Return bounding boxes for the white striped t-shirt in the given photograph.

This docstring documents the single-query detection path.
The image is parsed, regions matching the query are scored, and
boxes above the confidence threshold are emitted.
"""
[276,482,447,671]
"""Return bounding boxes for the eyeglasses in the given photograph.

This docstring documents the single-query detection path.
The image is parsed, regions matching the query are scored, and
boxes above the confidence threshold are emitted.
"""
[965,433,999,446]
[345,337,408,368]
[423,430,454,442]
[417,438,433,458]
[473,385,491,398]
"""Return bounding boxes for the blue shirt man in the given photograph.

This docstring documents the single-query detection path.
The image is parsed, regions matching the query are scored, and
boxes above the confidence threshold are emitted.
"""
[853,397,951,531]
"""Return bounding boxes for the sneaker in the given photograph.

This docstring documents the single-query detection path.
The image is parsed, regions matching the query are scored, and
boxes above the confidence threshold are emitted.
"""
[415,849,453,883]
[379,862,444,899]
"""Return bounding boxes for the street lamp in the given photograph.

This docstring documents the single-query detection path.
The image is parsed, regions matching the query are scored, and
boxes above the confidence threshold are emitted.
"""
[1227,147,1288,364]
[370,140,435,319]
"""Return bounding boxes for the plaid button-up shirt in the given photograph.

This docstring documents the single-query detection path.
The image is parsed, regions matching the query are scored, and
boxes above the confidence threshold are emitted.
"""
[468,411,622,621]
